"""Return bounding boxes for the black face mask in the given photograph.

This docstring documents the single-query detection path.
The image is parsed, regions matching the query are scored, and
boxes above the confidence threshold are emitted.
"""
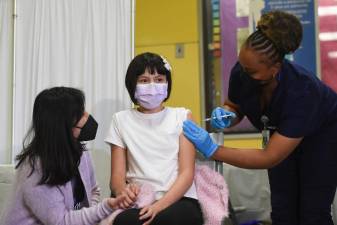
[240,70,273,92]
[77,115,98,142]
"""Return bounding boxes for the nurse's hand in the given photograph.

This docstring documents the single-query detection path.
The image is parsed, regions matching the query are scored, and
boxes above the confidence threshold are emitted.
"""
[183,120,218,158]
[211,107,236,129]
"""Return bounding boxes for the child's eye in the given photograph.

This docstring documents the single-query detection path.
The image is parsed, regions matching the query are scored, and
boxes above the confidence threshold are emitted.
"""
[155,78,166,83]
[138,79,148,83]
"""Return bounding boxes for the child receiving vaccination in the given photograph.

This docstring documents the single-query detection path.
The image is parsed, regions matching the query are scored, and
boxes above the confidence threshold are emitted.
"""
[105,52,204,225]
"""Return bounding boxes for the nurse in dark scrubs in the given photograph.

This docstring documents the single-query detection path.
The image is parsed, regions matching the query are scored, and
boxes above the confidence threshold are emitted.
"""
[183,10,337,225]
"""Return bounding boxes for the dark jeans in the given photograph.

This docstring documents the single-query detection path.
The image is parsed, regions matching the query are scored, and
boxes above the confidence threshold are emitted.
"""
[113,197,203,225]
[268,135,337,225]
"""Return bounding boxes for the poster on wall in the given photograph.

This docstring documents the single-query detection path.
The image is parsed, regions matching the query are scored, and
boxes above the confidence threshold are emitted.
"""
[219,0,318,133]
[318,0,337,92]
[262,0,318,75]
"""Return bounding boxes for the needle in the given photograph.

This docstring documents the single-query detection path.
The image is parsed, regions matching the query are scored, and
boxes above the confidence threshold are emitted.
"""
[203,114,232,122]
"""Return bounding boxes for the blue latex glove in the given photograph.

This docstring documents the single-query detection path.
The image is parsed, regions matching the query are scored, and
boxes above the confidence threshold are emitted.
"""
[183,120,218,158]
[210,107,236,129]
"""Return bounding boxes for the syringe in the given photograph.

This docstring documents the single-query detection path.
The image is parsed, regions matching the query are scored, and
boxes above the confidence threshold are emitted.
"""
[203,114,232,122]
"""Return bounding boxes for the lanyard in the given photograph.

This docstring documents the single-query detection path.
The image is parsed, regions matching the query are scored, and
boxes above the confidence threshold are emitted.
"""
[261,115,276,149]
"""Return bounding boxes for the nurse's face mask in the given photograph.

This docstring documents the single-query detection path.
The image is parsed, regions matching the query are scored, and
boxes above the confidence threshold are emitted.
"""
[240,69,274,89]
[238,47,280,91]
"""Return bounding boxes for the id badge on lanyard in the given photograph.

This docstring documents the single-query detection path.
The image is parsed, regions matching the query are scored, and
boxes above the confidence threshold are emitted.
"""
[261,115,276,149]
[262,129,270,149]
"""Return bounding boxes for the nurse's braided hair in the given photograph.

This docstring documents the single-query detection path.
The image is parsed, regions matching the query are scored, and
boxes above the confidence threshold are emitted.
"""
[245,10,303,65]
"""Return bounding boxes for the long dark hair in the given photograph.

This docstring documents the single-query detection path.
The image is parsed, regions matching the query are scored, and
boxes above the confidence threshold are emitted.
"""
[16,87,85,185]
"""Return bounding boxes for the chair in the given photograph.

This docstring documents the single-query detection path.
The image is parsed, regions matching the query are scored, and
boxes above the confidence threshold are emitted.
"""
[196,133,240,225]
[333,192,337,223]
[209,133,272,225]
[0,164,15,216]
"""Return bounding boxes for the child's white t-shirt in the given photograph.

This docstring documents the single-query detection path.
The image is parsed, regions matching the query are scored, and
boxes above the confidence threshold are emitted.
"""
[105,107,198,200]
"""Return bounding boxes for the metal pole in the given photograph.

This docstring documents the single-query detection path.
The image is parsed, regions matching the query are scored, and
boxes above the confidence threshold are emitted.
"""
[10,0,17,164]
[131,0,135,59]
[213,132,224,173]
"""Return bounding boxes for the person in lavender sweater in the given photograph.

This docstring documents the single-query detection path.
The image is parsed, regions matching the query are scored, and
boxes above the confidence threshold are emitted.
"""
[0,87,123,225]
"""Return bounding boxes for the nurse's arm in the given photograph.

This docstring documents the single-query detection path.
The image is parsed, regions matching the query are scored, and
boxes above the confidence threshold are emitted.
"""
[212,132,303,169]
[223,99,244,126]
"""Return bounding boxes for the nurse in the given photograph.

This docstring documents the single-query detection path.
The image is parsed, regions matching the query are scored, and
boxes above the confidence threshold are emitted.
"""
[183,10,337,225]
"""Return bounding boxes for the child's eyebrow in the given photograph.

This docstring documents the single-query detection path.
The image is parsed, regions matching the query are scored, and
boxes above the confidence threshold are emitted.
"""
[153,74,165,77]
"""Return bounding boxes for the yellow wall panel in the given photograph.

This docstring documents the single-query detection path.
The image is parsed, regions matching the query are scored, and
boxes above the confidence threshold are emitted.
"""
[136,43,202,123]
[224,138,262,149]
[135,0,199,46]
[135,0,260,150]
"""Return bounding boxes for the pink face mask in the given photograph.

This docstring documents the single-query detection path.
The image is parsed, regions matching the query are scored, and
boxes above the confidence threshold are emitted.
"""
[135,83,168,109]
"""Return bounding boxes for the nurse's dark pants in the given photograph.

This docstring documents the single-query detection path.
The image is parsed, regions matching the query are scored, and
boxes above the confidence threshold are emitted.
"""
[268,135,337,225]
[113,197,203,225]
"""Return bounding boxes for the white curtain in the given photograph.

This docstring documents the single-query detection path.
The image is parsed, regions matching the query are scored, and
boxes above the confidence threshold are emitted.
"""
[0,0,13,164]
[13,0,132,162]
[10,0,132,162]
[0,0,133,196]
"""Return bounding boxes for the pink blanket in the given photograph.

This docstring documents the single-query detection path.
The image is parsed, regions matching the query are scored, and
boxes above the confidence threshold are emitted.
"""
[100,165,229,225]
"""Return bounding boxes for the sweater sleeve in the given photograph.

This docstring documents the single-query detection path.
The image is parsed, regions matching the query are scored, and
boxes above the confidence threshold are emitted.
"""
[91,184,101,206]
[84,151,101,206]
[23,173,113,225]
